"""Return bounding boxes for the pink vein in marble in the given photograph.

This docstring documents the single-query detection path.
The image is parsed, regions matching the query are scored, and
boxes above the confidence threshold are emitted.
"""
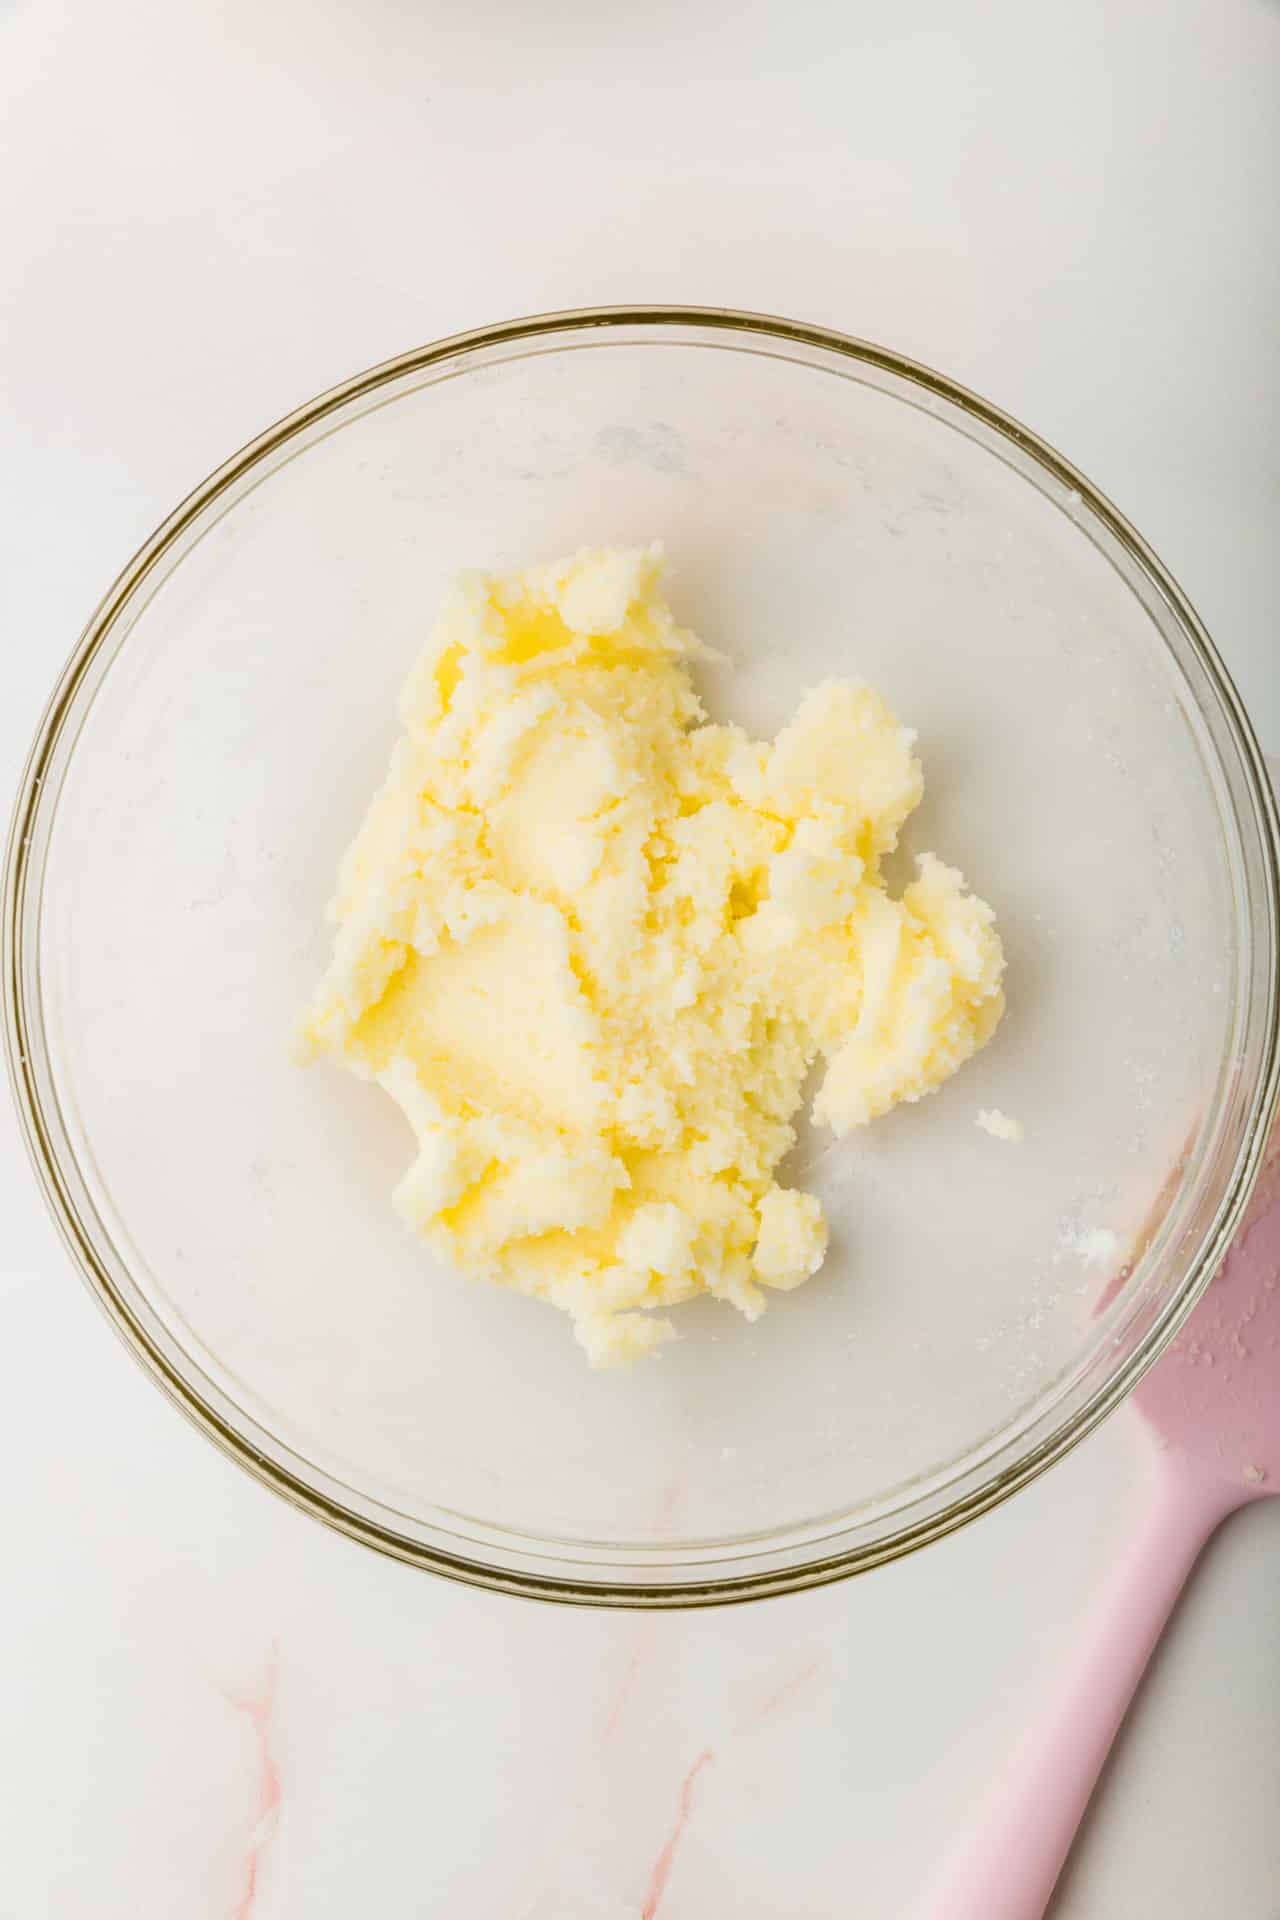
[733,1650,826,1735]
[221,1643,282,1920]
[599,1625,658,1747]
[641,1747,714,1919]
[637,1646,828,1914]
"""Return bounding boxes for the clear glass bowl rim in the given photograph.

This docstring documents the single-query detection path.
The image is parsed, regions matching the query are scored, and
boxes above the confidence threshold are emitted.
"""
[5,304,1279,1608]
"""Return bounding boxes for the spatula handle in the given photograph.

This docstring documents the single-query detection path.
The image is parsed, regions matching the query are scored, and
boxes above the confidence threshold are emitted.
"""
[925,1451,1230,1920]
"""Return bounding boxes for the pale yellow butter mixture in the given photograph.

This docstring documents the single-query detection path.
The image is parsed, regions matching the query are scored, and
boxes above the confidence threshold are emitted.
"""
[297,546,1005,1364]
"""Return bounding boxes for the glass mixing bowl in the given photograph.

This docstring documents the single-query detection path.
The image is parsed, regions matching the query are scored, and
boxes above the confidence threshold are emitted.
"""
[5,308,1278,1605]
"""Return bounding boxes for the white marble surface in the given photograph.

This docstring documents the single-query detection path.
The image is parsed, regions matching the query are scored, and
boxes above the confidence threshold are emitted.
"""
[2,1,1278,1913]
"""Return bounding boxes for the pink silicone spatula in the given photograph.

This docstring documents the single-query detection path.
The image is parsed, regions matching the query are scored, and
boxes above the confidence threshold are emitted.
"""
[930,1117,1280,1920]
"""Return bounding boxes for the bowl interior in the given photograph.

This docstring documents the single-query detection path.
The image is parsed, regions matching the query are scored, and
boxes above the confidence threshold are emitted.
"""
[20,318,1275,1593]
